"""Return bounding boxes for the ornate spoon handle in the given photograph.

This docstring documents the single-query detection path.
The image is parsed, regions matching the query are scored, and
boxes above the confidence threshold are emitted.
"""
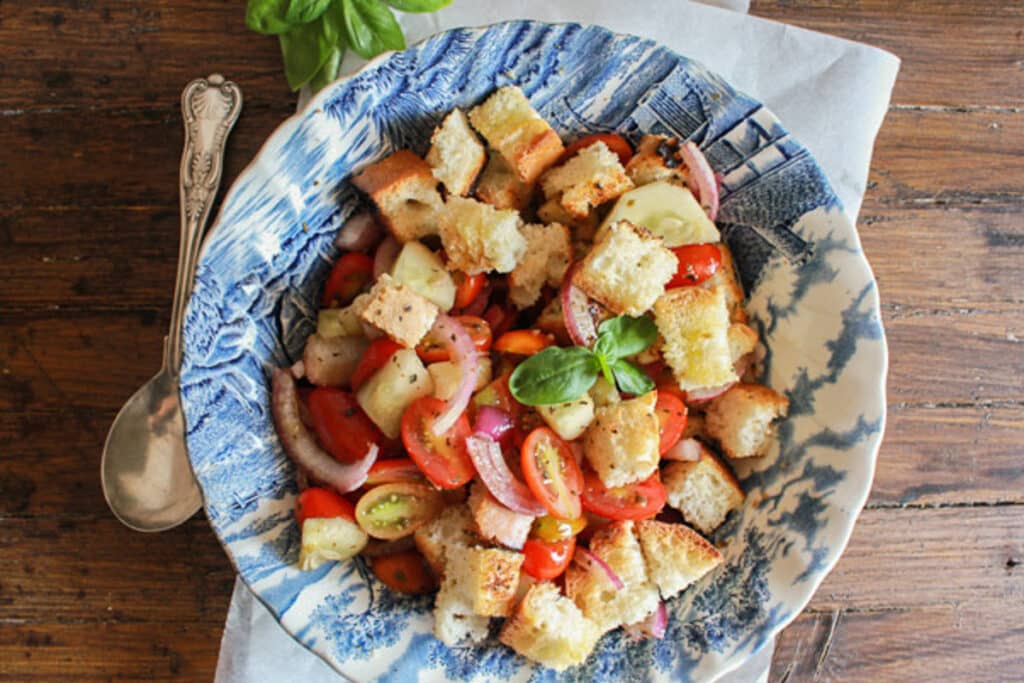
[164,74,243,374]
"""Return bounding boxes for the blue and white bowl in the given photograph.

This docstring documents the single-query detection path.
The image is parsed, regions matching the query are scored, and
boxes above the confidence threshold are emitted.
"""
[181,20,887,682]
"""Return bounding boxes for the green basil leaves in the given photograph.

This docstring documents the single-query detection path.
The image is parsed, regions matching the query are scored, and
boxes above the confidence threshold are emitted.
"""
[509,315,658,406]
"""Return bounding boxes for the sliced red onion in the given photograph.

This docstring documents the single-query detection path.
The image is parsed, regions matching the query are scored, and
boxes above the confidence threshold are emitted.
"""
[270,368,378,493]
[465,434,546,516]
[429,315,478,436]
[663,437,703,462]
[372,236,400,279]
[625,601,669,640]
[574,547,624,590]
[474,406,514,442]
[681,142,719,221]
[334,211,383,252]
[560,262,598,347]
[686,382,735,404]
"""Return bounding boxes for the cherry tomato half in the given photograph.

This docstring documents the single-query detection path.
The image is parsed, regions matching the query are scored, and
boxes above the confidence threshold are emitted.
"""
[321,252,374,308]
[521,427,583,519]
[560,133,633,167]
[371,551,437,594]
[668,243,722,288]
[655,390,688,454]
[355,482,444,540]
[416,315,492,363]
[400,397,476,489]
[531,515,587,543]
[522,537,576,580]
[307,388,385,464]
[581,470,667,521]
[493,329,554,356]
[453,272,487,309]
[365,458,426,486]
[351,338,403,391]
[295,487,356,527]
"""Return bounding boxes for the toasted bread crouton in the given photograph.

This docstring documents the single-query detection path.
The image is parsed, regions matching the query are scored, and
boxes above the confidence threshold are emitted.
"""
[425,109,486,197]
[468,86,564,184]
[508,222,572,308]
[564,521,660,633]
[461,546,524,617]
[583,391,660,488]
[474,151,534,211]
[500,581,602,671]
[704,383,789,459]
[414,504,476,577]
[358,273,439,348]
[434,551,490,646]
[437,196,526,274]
[662,445,744,535]
[682,412,705,440]
[728,322,758,365]
[634,520,723,599]
[704,242,746,323]
[654,286,737,392]
[351,150,443,243]
[540,142,634,219]
[625,135,688,187]
[467,482,533,550]
[574,221,676,316]
[536,197,601,242]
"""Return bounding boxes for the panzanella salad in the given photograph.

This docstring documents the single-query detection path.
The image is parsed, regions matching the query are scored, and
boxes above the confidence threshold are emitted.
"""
[270,86,790,671]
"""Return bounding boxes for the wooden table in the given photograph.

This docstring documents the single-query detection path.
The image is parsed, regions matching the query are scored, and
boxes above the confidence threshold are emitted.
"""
[1,1,1021,680]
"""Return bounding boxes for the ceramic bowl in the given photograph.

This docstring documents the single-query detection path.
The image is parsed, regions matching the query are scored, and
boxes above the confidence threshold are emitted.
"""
[181,20,887,682]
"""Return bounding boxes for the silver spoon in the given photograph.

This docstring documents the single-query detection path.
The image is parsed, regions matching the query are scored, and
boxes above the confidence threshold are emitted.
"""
[101,74,242,532]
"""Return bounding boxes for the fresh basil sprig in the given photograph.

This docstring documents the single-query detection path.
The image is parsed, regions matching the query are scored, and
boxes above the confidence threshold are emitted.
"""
[246,0,451,92]
[510,315,658,406]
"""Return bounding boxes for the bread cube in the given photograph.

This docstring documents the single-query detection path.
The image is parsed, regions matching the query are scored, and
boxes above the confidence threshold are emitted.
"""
[437,196,526,274]
[499,581,603,671]
[574,221,676,316]
[359,273,439,348]
[468,86,564,184]
[355,347,434,439]
[625,134,688,187]
[588,375,621,408]
[564,521,660,633]
[425,109,486,197]
[662,444,744,534]
[413,504,477,577]
[536,196,601,242]
[536,392,595,441]
[351,150,443,243]
[654,285,737,392]
[508,222,572,309]
[474,151,534,211]
[434,575,490,646]
[727,322,758,366]
[467,481,533,550]
[704,383,789,459]
[582,391,659,488]
[634,520,723,599]
[540,142,634,219]
[462,546,525,617]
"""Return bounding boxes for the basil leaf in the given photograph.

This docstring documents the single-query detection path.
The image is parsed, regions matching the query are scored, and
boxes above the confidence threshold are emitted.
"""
[279,16,336,90]
[384,0,452,12]
[596,315,658,361]
[611,359,656,396]
[309,44,344,93]
[509,346,600,406]
[285,0,334,24]
[342,0,405,59]
[247,0,294,34]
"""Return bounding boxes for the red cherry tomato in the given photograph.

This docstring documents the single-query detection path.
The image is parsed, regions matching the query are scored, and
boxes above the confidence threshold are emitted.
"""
[483,303,516,338]
[306,388,385,464]
[493,329,554,356]
[321,252,374,308]
[581,470,667,521]
[371,551,437,594]
[655,390,688,454]
[400,397,476,489]
[521,427,583,519]
[351,338,403,391]
[522,536,576,580]
[560,133,633,167]
[365,458,426,486]
[453,272,487,309]
[416,315,492,363]
[295,487,356,526]
[667,244,722,288]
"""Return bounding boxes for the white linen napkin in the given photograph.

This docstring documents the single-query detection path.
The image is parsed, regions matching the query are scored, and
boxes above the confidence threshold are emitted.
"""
[215,2,898,681]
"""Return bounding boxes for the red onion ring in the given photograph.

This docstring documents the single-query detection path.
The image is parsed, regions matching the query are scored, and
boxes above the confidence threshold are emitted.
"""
[680,142,719,221]
[465,434,546,516]
[429,315,478,436]
[625,601,669,640]
[574,547,624,590]
[663,437,703,462]
[334,211,383,252]
[474,406,514,442]
[372,236,400,279]
[686,382,735,404]
[560,262,598,347]
[270,368,378,493]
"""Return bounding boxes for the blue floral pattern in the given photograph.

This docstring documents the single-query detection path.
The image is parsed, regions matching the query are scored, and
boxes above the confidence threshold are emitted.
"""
[180,21,887,682]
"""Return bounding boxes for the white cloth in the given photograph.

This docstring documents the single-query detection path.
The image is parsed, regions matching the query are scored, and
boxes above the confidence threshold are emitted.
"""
[216,2,899,681]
